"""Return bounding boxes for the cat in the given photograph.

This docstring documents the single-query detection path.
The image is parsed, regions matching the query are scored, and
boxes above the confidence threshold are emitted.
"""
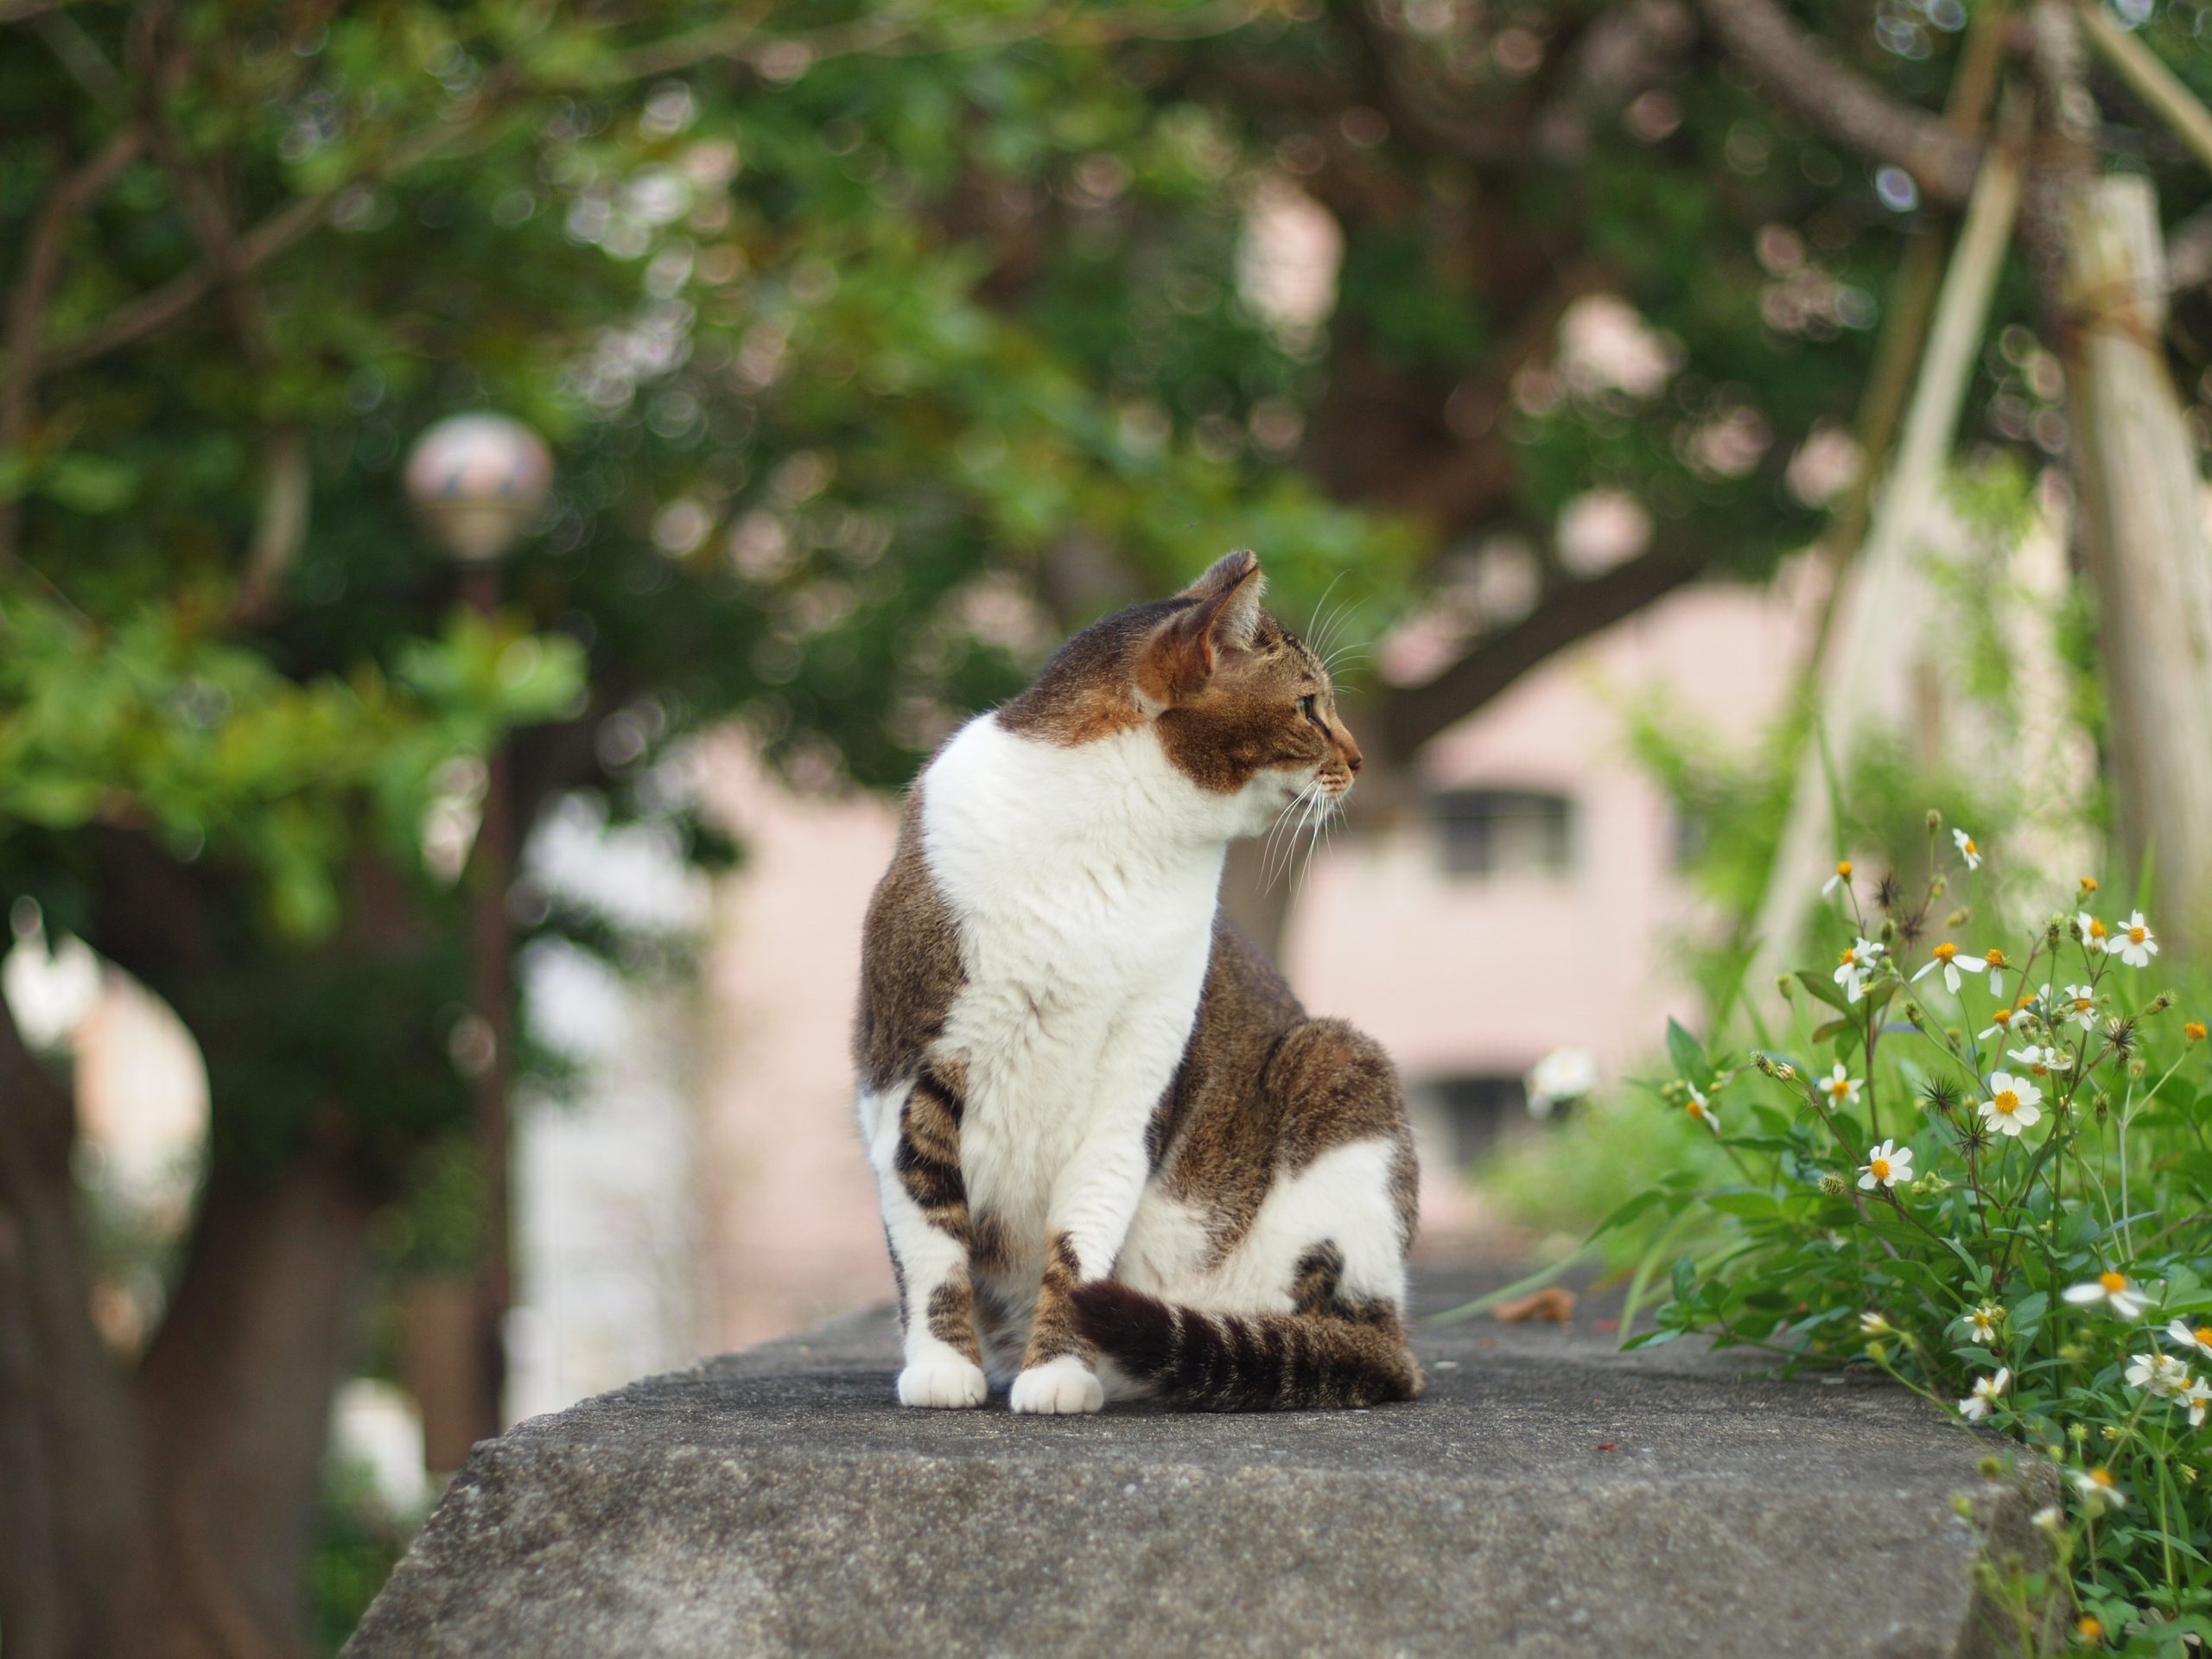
[852,549,1421,1414]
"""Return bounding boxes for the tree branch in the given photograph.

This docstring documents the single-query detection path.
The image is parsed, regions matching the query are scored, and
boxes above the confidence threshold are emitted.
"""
[1,123,144,563]
[1380,541,1711,759]
[1697,0,1985,206]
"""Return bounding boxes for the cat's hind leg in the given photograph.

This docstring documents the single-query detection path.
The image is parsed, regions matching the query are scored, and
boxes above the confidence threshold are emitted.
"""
[865,1063,988,1408]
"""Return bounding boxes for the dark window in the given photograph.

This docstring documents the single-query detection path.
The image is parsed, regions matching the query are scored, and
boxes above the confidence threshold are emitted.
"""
[1424,1074,1529,1163]
[1431,788,1574,878]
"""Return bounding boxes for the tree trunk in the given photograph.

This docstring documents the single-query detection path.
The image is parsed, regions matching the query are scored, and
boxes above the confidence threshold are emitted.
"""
[2056,173,2212,957]
[130,1141,379,1659]
[0,993,155,1659]
[1,982,381,1659]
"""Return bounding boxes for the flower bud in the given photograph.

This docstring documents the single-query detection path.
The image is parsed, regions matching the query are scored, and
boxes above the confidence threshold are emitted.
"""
[2147,991,2174,1014]
[1945,1027,1965,1048]
[1926,809,1942,832]
[1777,975,1796,1001]
[1975,1456,2005,1480]
[1754,1052,1780,1076]
[1901,999,1924,1026]
[2068,1421,2089,1443]
[1866,1339,1889,1363]
[1951,1493,1976,1520]
[2127,1058,2147,1081]
[1929,874,1947,898]
[1878,918,1897,944]
[1819,1171,1850,1198]
[1946,907,1972,929]
[2044,918,2064,950]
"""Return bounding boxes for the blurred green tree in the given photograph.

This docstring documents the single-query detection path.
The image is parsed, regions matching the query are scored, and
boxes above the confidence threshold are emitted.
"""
[10,1,2212,1652]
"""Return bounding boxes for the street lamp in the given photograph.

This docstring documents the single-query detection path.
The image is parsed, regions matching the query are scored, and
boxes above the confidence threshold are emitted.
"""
[403,411,552,1461]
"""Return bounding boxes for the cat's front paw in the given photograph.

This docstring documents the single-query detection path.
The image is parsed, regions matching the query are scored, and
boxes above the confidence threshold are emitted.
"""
[897,1359,988,1408]
[1008,1356,1104,1415]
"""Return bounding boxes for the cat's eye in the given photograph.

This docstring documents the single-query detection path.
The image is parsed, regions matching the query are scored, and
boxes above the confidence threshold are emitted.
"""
[1297,694,1321,726]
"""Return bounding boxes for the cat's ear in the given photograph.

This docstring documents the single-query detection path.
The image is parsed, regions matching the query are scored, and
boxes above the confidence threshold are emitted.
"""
[1137,550,1264,706]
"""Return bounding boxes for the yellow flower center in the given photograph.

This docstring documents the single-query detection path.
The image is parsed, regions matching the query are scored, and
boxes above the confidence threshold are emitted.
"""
[2088,918,2107,938]
[1686,1100,1705,1120]
[2188,1022,2209,1044]
[2130,925,2147,944]
[1984,949,2006,967]
[1869,1157,1891,1181]
[2090,1466,2115,1488]
[2100,1271,2126,1294]
[1840,948,1857,966]
[1835,860,1852,877]
[2081,877,2099,893]
[1992,1010,2012,1027]
[1933,942,1957,963]
[1993,1090,2019,1116]
[2078,1614,2103,1643]
[2196,1326,2212,1347]
[1829,1079,1849,1100]
[1962,837,1977,855]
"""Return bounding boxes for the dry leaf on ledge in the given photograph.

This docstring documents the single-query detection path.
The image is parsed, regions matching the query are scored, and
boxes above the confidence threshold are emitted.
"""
[1491,1286,1578,1324]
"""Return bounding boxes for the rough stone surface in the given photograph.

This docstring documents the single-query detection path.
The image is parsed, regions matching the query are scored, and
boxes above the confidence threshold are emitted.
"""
[347,1269,2052,1658]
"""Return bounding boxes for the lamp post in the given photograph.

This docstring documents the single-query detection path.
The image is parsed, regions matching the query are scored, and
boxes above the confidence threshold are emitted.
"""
[403,413,552,1454]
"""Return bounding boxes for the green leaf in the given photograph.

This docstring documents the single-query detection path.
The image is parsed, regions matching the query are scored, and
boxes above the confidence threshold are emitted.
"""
[1666,1017,1711,1083]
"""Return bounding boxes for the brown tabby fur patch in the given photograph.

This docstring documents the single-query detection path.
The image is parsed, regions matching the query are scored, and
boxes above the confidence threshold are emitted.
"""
[1149,917,1418,1262]
[853,785,964,1094]
[1020,1231,1091,1370]
[894,1065,970,1246]
[925,1274,982,1365]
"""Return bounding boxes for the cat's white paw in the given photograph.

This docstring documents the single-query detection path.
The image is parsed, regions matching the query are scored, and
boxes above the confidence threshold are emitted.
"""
[896,1359,988,1408]
[1008,1357,1104,1415]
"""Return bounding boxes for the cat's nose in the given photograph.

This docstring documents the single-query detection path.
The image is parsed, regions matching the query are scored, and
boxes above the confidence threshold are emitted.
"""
[1344,742,1363,773]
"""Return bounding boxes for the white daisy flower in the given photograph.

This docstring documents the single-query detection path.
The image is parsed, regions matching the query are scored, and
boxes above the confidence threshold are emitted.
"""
[2059,984,2099,1031]
[2166,1319,2212,1360]
[2031,1503,2063,1534]
[1958,1367,2009,1421]
[2126,1351,2192,1399]
[2005,1043,2072,1075]
[1822,859,1853,898]
[2185,1376,2212,1429]
[1914,942,1967,994]
[1859,1310,1890,1338]
[1820,1063,1861,1109]
[1976,1006,2025,1042]
[2106,911,2158,968]
[2075,911,2107,950]
[1974,1071,2043,1137]
[1959,948,2011,999]
[1953,828,1982,870]
[1961,1305,2001,1344]
[1833,938,1884,1002]
[2064,1270,2150,1320]
[1858,1139,1912,1191]
[2069,1465,2128,1510]
[1683,1086,1720,1134]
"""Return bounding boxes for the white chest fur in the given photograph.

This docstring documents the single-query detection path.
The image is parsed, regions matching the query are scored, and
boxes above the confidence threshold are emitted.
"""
[918,715,1229,1245]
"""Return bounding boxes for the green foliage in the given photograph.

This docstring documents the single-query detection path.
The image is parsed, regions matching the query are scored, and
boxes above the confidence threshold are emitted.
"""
[1627,835,2212,1655]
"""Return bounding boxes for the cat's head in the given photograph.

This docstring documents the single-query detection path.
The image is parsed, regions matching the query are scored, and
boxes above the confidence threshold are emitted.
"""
[997,550,1362,828]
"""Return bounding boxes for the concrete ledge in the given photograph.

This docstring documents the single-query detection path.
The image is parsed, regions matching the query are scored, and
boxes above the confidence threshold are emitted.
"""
[346,1271,2050,1658]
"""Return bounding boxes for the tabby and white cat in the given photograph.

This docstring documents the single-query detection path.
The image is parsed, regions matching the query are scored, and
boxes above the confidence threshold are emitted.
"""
[853,550,1421,1414]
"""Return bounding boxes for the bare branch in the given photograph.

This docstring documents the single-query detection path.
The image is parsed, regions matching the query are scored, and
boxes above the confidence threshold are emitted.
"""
[1,124,146,562]
[1696,0,1985,206]
[1380,541,1711,759]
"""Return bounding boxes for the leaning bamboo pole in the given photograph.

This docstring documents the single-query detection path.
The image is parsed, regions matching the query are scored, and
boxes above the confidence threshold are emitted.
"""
[1748,111,2025,967]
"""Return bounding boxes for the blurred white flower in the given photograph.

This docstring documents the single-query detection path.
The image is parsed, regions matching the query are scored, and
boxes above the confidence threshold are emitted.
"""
[2064,1271,2150,1320]
[2186,1376,2211,1429]
[1822,859,1853,898]
[1962,1305,2001,1344]
[2060,983,2099,1030]
[1683,1085,1720,1133]
[1524,1046,1599,1119]
[1914,942,1967,995]
[2006,1044,2072,1075]
[1821,1063,1862,1109]
[2165,1319,2212,1360]
[2075,912,2107,950]
[1959,1367,2008,1422]
[2070,1466,2128,1511]
[2126,1351,2190,1400]
[1953,828,1982,870]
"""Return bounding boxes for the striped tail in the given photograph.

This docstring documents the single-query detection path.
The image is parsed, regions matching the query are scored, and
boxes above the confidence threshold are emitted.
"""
[1071,1281,1423,1411]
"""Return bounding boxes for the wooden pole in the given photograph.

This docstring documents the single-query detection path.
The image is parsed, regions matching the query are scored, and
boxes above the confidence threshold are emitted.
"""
[2060,174,2212,956]
[1748,112,2024,967]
